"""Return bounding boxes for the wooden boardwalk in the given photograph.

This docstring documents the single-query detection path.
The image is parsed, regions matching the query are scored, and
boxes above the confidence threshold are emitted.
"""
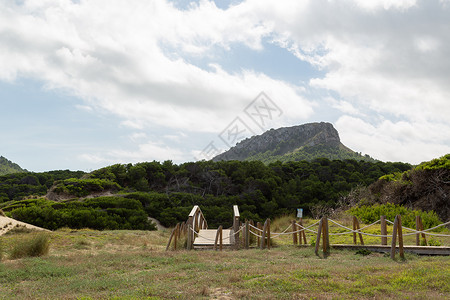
[193,229,234,249]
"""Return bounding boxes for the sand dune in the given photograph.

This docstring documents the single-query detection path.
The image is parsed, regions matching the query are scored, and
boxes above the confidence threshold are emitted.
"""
[0,216,50,236]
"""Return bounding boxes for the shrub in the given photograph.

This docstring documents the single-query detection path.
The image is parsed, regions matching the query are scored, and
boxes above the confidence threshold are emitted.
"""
[348,203,443,230]
[9,233,50,259]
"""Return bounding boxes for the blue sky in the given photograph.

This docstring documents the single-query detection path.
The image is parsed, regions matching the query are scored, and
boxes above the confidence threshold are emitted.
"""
[1,0,449,172]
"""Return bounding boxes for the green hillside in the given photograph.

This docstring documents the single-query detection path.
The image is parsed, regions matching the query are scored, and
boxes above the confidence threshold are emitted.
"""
[0,156,26,175]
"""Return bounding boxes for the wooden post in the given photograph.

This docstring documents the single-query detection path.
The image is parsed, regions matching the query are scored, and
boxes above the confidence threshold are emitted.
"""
[245,220,249,249]
[260,219,268,250]
[300,219,307,244]
[165,226,176,251]
[381,215,387,245]
[292,220,298,245]
[214,225,223,251]
[173,223,179,250]
[257,222,261,247]
[267,219,271,250]
[352,216,364,245]
[390,215,398,259]
[416,215,420,246]
[315,218,323,256]
[187,223,192,251]
[322,217,327,254]
[419,217,427,245]
[233,205,240,250]
[398,215,404,259]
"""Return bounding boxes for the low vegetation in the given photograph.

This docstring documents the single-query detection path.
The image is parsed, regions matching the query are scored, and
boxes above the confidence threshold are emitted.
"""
[0,217,448,299]
[9,233,50,259]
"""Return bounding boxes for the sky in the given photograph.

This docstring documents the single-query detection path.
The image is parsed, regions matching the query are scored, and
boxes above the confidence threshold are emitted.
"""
[1,0,449,172]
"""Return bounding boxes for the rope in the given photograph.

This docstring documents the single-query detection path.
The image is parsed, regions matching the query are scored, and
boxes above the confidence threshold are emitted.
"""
[328,219,390,237]
[249,230,263,238]
[249,224,263,232]
[270,224,293,238]
[294,220,321,234]
[385,219,450,235]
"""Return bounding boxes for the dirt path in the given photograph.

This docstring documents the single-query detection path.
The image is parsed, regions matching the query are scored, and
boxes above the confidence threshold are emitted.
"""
[148,217,166,231]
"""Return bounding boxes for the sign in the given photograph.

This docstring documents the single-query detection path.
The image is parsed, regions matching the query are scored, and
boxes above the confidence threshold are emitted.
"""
[297,208,303,218]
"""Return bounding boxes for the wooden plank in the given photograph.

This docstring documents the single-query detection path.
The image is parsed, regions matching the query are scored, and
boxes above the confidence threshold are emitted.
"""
[194,229,233,246]
[233,205,240,218]
[188,206,199,217]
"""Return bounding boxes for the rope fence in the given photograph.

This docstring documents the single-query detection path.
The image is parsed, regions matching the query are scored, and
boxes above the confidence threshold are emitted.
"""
[167,205,450,259]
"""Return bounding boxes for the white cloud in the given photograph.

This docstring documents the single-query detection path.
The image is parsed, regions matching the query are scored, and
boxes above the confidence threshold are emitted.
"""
[0,0,312,135]
[336,116,450,163]
[79,140,187,165]
[1,0,449,165]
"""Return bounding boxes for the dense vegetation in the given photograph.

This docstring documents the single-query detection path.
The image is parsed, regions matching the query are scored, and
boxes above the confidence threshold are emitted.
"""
[246,144,376,164]
[346,154,450,222]
[0,156,25,176]
[0,158,413,229]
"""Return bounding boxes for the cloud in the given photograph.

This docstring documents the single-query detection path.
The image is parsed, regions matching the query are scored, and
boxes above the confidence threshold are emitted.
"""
[0,0,312,134]
[79,140,187,165]
[336,115,450,163]
[1,0,449,165]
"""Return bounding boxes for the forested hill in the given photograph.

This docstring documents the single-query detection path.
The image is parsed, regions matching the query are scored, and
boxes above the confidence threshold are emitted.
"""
[212,122,375,164]
[0,158,411,229]
[0,156,26,175]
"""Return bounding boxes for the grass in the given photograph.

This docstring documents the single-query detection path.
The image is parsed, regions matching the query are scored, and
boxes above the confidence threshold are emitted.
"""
[0,219,448,299]
[9,233,50,259]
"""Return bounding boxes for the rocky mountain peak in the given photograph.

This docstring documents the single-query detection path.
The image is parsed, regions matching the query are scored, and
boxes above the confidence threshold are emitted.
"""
[213,122,342,162]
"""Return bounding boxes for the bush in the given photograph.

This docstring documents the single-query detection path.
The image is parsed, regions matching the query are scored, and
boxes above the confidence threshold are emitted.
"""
[348,203,443,230]
[9,233,50,259]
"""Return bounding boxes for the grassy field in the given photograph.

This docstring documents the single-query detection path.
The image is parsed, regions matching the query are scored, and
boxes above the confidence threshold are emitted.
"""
[0,218,449,299]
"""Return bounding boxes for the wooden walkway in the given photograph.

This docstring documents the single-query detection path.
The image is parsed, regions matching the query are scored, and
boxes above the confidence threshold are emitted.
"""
[193,229,234,249]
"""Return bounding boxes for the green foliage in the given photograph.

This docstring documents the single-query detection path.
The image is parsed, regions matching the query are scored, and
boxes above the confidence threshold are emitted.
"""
[415,153,450,170]
[0,158,417,228]
[53,178,121,197]
[9,233,50,259]
[0,170,85,203]
[348,203,443,230]
[427,238,442,246]
[245,144,377,164]
[0,156,26,176]
[8,197,156,231]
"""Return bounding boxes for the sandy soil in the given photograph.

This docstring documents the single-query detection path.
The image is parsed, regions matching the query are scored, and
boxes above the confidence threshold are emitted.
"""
[0,216,50,236]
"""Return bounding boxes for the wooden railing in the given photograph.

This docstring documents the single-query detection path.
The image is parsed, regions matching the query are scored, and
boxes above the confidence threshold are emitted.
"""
[186,205,208,250]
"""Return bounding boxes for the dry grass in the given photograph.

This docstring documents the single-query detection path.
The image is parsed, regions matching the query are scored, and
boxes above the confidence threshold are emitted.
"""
[0,219,448,299]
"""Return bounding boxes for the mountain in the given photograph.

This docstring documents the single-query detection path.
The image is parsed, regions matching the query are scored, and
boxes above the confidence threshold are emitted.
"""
[0,156,26,175]
[212,122,375,163]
